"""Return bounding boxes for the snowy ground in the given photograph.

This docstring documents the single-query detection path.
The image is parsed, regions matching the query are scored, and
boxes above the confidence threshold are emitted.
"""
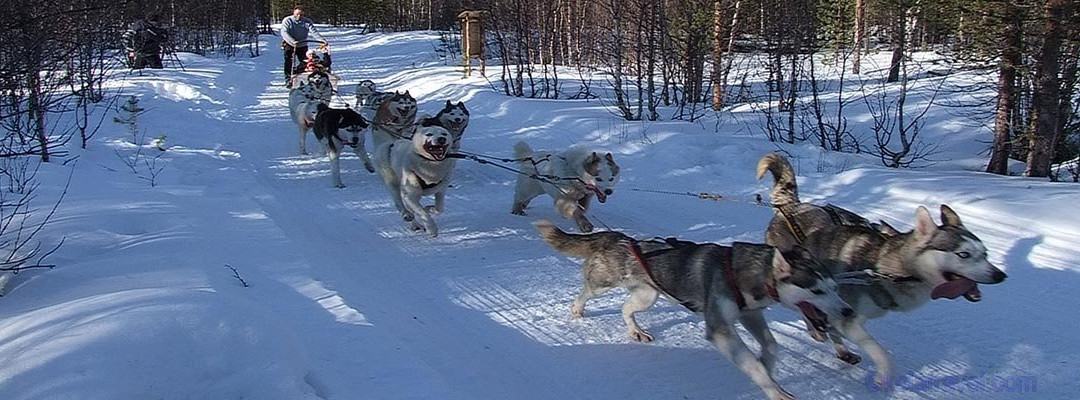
[1,28,1078,399]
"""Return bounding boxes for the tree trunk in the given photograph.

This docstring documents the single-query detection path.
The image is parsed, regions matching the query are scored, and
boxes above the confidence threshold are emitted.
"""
[1026,0,1070,177]
[853,0,864,74]
[712,0,724,110]
[886,7,905,83]
[987,3,1022,175]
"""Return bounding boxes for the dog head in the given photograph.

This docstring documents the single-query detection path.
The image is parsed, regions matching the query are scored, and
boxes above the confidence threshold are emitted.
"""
[412,125,451,161]
[355,80,377,97]
[337,108,369,134]
[580,152,620,203]
[908,205,1007,302]
[436,100,469,133]
[772,246,854,332]
[383,91,417,120]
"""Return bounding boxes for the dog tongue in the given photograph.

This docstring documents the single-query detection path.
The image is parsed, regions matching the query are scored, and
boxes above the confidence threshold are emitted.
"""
[796,301,826,330]
[931,276,978,300]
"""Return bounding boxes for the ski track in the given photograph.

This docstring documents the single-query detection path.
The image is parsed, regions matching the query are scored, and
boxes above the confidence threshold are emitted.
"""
[1,28,1077,400]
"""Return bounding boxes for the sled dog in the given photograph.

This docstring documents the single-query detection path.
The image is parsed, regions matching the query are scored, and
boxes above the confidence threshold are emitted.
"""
[312,104,369,188]
[535,221,853,400]
[357,91,418,173]
[418,100,469,150]
[757,153,1008,387]
[375,125,454,237]
[288,70,334,155]
[511,141,620,232]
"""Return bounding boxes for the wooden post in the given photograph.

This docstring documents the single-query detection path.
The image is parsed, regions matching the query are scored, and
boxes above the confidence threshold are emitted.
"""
[458,11,486,78]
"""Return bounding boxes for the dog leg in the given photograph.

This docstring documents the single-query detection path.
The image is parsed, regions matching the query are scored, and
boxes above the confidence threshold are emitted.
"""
[425,190,445,215]
[511,176,542,216]
[355,130,376,173]
[298,124,309,155]
[556,197,593,232]
[836,317,891,388]
[706,311,794,400]
[829,329,861,365]
[739,310,781,375]
[328,147,344,188]
[622,285,659,342]
[402,175,437,237]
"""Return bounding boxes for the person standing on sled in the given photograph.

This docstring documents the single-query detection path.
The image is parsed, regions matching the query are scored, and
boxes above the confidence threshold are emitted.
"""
[123,13,168,69]
[281,6,326,87]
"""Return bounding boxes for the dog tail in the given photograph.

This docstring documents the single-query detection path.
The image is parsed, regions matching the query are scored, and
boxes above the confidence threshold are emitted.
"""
[513,141,533,162]
[756,153,800,207]
[534,220,595,258]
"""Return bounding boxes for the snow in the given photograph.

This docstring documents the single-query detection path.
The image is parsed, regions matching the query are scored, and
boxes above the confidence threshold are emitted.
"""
[1,27,1078,399]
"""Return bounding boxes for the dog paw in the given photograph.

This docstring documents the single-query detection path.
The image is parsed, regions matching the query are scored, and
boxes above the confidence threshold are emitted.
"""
[333,182,346,189]
[409,221,424,231]
[570,305,585,319]
[629,329,653,343]
[836,349,862,365]
[808,327,828,343]
[577,221,594,233]
[424,205,442,215]
[511,210,527,216]
[402,213,415,222]
[364,163,375,173]
[768,387,796,400]
[873,370,895,391]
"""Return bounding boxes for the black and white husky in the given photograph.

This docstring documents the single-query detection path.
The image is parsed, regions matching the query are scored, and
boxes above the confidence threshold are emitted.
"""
[535,221,853,400]
[374,125,454,237]
[418,100,469,150]
[313,104,369,188]
[757,153,1008,388]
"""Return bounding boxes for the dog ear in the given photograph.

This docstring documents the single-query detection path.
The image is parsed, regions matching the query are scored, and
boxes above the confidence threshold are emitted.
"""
[939,204,964,228]
[584,152,601,175]
[445,100,453,107]
[773,249,794,280]
[913,206,937,239]
[877,220,901,236]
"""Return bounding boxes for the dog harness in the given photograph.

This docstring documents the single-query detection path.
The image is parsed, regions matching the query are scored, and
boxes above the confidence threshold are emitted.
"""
[626,240,694,310]
[627,240,780,311]
[720,248,780,310]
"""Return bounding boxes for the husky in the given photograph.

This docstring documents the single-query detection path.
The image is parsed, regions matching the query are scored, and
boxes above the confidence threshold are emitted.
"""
[288,70,334,155]
[312,104,369,188]
[353,80,393,119]
[757,153,1007,387]
[511,141,620,233]
[535,221,853,400]
[418,100,469,150]
[374,125,454,237]
[357,91,418,173]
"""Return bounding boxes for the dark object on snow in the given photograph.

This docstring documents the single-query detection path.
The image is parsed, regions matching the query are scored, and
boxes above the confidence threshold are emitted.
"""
[123,14,168,69]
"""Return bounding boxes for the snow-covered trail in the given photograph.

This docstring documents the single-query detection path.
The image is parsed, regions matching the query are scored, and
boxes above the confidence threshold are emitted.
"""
[0,28,1077,400]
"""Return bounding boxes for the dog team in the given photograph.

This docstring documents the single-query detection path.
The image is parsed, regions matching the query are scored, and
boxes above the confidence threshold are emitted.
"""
[288,72,1007,399]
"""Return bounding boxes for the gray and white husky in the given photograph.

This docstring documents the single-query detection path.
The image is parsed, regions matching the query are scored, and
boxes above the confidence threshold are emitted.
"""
[374,125,454,237]
[357,91,418,173]
[418,100,469,150]
[535,221,853,400]
[511,141,620,233]
[757,153,1007,387]
[288,71,334,155]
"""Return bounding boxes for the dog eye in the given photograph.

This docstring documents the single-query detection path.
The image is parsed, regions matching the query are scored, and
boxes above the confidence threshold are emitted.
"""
[811,289,825,295]
[955,251,971,259]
